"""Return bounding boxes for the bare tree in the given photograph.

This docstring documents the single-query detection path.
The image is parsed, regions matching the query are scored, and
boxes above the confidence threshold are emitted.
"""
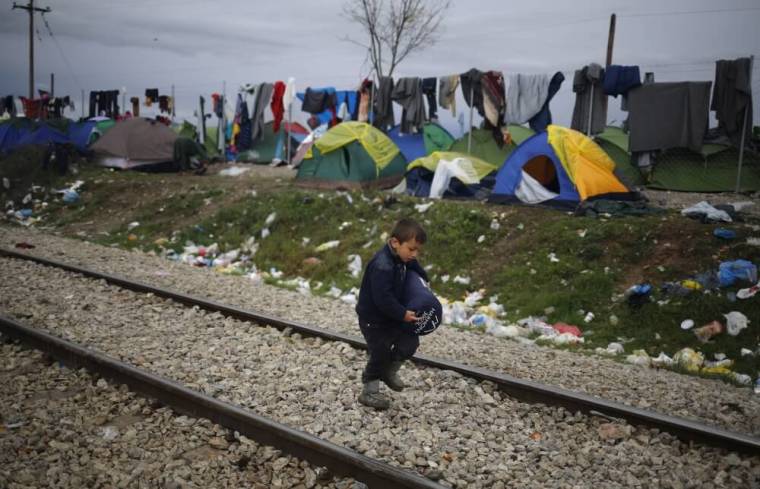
[343,0,450,78]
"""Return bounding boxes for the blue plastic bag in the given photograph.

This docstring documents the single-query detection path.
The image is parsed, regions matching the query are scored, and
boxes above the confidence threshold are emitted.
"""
[713,228,736,240]
[403,269,442,335]
[719,260,757,287]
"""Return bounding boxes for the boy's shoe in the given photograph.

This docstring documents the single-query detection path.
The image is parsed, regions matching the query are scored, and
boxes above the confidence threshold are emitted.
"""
[358,380,390,410]
[382,361,405,392]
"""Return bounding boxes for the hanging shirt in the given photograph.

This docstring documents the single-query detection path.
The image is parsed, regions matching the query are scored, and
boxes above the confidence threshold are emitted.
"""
[438,75,459,117]
[282,77,297,109]
[528,72,565,133]
[391,77,425,133]
[251,83,274,142]
[460,68,485,118]
[711,57,753,146]
[373,77,395,130]
[571,63,607,135]
[505,73,549,124]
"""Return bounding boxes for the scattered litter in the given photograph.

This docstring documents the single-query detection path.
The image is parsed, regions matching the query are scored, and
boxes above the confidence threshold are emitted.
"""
[518,316,556,336]
[674,348,704,371]
[608,314,619,326]
[583,312,595,323]
[681,201,732,222]
[577,229,587,238]
[315,240,340,252]
[14,242,35,249]
[269,268,283,279]
[724,311,749,336]
[740,348,754,356]
[127,221,140,231]
[249,189,258,197]
[22,193,32,204]
[598,423,632,441]
[347,254,362,278]
[453,275,470,285]
[651,352,674,367]
[302,257,321,266]
[414,202,434,213]
[486,323,523,338]
[338,221,353,231]
[490,219,500,230]
[540,332,584,345]
[2,177,8,189]
[302,237,311,246]
[517,223,524,230]
[678,318,695,331]
[477,235,485,243]
[326,287,342,298]
[261,228,270,239]
[100,426,119,441]
[626,349,651,367]
[469,313,493,328]
[340,293,357,305]
[747,237,760,247]
[547,252,559,263]
[265,212,277,226]
[553,322,582,337]
[729,201,755,212]
[598,342,624,355]
[713,228,736,240]
[344,193,353,205]
[61,189,79,203]
[733,373,752,385]
[463,290,484,307]
[440,274,450,283]
[380,231,388,241]
[693,320,724,343]
[737,283,760,299]
[718,260,757,287]
[219,166,251,177]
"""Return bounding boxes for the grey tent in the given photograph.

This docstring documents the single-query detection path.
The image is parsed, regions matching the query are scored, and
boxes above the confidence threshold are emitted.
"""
[91,118,177,169]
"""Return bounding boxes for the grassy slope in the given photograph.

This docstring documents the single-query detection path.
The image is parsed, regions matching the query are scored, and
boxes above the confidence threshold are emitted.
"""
[3,162,759,381]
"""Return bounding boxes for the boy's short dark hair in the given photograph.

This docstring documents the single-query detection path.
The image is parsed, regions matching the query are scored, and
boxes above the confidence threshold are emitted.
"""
[391,218,427,244]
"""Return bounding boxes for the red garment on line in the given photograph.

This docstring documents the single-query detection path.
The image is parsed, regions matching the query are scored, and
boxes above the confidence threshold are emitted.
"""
[270,81,286,132]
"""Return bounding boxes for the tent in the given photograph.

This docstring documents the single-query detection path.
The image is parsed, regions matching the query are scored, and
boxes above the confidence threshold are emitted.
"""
[449,125,535,167]
[91,118,178,169]
[406,151,498,199]
[387,122,455,162]
[296,121,407,189]
[174,120,221,157]
[489,125,634,207]
[238,121,308,164]
[596,126,760,192]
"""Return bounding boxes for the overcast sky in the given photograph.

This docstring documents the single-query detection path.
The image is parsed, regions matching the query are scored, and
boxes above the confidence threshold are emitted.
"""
[1,0,758,134]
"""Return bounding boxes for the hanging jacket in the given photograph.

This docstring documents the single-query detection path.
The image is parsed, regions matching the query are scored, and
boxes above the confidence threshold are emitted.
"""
[391,77,425,133]
[529,72,565,133]
[421,77,438,120]
[438,75,459,117]
[270,81,286,132]
[251,82,273,142]
[373,77,395,130]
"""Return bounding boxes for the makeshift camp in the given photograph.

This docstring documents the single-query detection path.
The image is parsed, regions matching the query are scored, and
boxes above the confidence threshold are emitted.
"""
[0,118,105,154]
[91,118,177,170]
[489,125,634,207]
[387,122,455,162]
[449,125,535,166]
[596,126,760,192]
[406,151,498,199]
[174,120,220,156]
[296,121,407,189]
[238,121,308,164]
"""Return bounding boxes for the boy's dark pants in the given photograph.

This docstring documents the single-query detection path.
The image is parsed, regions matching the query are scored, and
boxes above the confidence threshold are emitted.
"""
[359,320,419,384]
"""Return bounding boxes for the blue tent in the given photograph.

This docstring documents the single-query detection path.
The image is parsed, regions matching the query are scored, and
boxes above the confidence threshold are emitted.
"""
[16,124,70,148]
[388,122,455,162]
[66,121,97,151]
[489,126,633,208]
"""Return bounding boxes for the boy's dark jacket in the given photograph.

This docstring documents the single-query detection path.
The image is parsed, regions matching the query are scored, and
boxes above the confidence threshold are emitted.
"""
[356,243,428,325]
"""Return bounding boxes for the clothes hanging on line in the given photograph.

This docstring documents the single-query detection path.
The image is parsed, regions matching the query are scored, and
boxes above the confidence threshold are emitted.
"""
[211,93,223,118]
[89,90,120,118]
[145,88,159,106]
[373,77,395,130]
[528,72,565,133]
[627,81,712,153]
[130,97,140,117]
[335,91,358,122]
[251,82,273,142]
[237,97,253,151]
[571,63,606,135]
[460,68,485,119]
[505,73,549,124]
[438,75,459,117]
[481,71,507,146]
[21,97,44,119]
[282,77,297,109]
[158,95,172,114]
[603,65,641,97]
[271,81,286,132]
[0,95,17,117]
[392,77,426,133]
[711,57,753,146]
[421,77,438,120]
[357,79,373,122]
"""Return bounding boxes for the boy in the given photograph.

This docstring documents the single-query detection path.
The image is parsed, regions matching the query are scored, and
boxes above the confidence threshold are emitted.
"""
[355,218,428,410]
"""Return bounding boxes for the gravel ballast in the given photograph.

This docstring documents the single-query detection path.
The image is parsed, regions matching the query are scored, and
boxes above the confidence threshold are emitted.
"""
[0,342,353,489]
[1,256,758,488]
[1,227,759,438]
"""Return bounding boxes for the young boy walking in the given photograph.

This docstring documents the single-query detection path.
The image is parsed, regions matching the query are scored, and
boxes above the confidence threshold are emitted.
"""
[355,218,428,410]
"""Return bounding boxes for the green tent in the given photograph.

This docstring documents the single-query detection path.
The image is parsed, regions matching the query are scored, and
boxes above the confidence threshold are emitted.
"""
[450,125,535,167]
[596,126,760,192]
[237,121,308,164]
[173,120,220,156]
[296,121,407,189]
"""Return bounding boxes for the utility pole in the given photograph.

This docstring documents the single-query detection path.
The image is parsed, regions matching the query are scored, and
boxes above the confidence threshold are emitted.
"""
[605,13,616,68]
[13,0,52,99]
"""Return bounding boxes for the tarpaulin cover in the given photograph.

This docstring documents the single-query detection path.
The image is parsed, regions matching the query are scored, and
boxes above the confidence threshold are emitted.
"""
[314,121,400,171]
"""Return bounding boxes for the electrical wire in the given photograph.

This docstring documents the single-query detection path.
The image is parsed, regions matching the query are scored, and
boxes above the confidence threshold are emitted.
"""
[40,12,83,92]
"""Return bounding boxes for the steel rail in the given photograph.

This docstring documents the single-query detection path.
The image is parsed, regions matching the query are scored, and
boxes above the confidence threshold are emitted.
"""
[2,247,758,455]
[0,313,444,489]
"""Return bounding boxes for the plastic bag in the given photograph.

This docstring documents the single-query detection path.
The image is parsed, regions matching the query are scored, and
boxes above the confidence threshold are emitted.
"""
[724,311,749,336]
[718,260,757,287]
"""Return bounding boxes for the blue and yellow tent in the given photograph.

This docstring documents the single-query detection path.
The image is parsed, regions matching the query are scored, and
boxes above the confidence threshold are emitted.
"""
[489,125,634,207]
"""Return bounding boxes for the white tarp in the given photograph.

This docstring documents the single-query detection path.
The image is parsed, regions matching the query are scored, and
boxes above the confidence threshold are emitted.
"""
[514,170,559,204]
[429,157,482,199]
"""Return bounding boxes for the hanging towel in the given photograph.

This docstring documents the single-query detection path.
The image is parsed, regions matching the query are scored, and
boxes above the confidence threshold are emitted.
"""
[528,72,565,133]
[603,65,641,97]
[505,73,549,124]
[438,75,459,117]
[421,77,438,120]
[282,77,297,109]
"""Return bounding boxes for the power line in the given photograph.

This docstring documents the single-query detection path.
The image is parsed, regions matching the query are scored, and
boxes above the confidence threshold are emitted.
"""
[40,12,83,93]
[621,6,760,19]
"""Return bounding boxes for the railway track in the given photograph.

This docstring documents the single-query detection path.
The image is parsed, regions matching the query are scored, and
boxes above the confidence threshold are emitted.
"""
[2,246,757,456]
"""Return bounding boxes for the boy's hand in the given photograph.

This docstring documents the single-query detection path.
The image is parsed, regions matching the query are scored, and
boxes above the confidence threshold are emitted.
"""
[403,310,419,323]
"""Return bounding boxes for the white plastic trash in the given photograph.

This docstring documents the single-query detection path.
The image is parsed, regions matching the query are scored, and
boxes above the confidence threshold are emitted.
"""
[724,311,749,336]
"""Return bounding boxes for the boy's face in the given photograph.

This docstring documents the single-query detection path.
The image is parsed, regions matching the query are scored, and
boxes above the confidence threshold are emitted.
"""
[390,237,422,263]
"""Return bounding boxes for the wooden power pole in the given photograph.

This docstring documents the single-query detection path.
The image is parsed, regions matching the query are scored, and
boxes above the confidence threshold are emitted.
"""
[606,13,616,67]
[12,0,52,99]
